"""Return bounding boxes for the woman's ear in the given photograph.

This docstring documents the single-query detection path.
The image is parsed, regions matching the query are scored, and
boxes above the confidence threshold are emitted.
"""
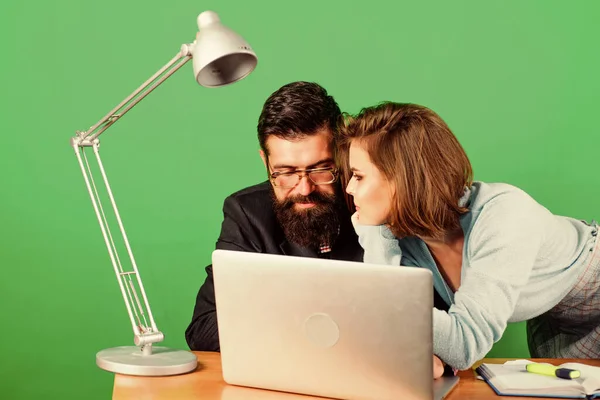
[389,179,397,197]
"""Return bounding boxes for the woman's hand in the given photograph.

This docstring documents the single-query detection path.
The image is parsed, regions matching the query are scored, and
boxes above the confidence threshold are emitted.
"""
[433,355,445,379]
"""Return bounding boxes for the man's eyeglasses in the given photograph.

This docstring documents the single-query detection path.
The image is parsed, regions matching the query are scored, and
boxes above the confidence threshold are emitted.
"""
[269,166,338,189]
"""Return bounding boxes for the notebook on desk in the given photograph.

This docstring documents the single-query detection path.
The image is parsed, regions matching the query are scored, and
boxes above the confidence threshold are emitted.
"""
[476,360,600,399]
[211,249,459,400]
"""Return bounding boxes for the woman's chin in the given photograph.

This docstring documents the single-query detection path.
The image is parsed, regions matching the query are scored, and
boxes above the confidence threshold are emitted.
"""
[357,215,376,225]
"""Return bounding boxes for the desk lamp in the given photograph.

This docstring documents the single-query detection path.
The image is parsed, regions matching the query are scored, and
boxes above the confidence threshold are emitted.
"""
[70,11,257,376]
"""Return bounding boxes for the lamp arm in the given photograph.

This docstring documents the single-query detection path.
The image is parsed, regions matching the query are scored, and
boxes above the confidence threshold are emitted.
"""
[71,44,194,354]
[74,44,194,145]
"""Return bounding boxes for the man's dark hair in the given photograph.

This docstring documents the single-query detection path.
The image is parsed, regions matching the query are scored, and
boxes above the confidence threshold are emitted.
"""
[257,81,342,155]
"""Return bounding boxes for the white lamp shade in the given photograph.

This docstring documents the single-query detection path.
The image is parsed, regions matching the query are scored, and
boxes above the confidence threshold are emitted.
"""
[192,11,258,87]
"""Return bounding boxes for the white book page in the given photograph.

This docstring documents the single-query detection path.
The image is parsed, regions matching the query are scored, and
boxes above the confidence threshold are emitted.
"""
[560,363,600,395]
[482,362,585,395]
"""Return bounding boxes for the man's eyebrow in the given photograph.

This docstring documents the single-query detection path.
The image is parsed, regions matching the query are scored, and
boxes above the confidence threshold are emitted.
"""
[271,158,334,170]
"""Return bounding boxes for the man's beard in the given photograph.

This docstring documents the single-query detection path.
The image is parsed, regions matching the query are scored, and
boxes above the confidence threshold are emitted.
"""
[272,189,340,249]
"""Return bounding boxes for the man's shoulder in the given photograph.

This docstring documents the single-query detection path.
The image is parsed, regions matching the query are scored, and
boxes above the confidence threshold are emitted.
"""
[221,181,277,224]
[225,181,272,206]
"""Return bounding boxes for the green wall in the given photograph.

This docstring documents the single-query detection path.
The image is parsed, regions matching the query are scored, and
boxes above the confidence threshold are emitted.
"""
[2,1,599,398]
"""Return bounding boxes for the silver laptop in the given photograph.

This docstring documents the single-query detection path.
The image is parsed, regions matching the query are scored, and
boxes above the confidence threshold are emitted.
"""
[212,249,459,400]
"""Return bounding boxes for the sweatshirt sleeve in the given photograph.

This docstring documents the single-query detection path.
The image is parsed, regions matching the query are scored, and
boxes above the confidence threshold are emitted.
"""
[350,212,403,266]
[433,192,545,370]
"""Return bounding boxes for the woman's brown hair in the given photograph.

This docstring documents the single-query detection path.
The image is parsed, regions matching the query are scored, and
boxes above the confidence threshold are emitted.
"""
[339,102,473,239]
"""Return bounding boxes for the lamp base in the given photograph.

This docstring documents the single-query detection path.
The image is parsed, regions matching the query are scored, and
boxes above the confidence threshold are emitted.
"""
[96,346,198,376]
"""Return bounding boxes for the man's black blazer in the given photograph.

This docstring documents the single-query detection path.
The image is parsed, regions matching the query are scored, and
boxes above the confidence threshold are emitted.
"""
[184,182,363,351]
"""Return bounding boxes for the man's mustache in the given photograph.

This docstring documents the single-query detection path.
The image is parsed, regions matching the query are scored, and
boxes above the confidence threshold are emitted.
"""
[282,192,335,207]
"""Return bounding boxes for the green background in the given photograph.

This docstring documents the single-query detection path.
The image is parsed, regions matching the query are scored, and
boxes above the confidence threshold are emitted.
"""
[2,1,599,398]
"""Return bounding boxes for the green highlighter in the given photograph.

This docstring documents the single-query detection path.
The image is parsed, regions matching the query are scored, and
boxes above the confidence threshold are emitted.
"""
[526,363,581,380]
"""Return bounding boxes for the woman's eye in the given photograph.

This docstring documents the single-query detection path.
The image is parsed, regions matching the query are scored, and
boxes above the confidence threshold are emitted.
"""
[352,173,362,181]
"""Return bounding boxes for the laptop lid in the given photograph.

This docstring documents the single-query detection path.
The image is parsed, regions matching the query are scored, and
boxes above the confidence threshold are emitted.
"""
[212,249,458,400]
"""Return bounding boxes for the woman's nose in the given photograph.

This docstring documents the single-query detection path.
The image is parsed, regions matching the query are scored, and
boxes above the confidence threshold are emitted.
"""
[345,179,354,195]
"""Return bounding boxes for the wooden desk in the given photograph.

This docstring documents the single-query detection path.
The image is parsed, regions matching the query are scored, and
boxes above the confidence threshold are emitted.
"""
[114,352,600,399]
